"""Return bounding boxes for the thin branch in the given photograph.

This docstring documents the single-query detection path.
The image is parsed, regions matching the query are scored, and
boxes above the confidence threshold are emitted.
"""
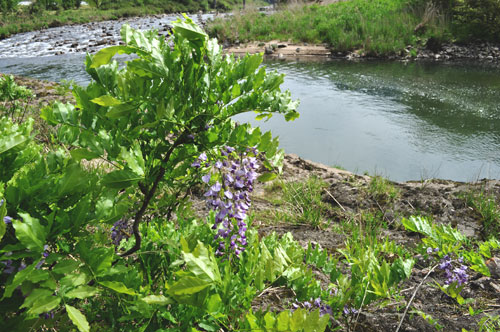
[324,188,346,212]
[395,264,438,332]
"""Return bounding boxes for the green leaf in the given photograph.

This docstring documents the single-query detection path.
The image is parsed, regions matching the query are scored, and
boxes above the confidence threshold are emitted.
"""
[0,199,6,241]
[99,281,137,295]
[264,312,276,329]
[106,103,138,118]
[290,308,306,332]
[64,285,98,299]
[66,304,90,332]
[70,148,101,161]
[276,311,290,331]
[27,294,61,316]
[183,242,221,284]
[172,15,207,42]
[101,169,142,189]
[90,45,138,68]
[257,172,277,182]
[167,276,211,296]
[0,131,28,155]
[141,294,174,305]
[91,95,122,107]
[12,213,45,252]
[20,288,53,310]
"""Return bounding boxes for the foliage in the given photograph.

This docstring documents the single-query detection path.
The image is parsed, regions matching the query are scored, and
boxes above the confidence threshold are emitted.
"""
[207,0,451,55]
[465,191,500,240]
[0,75,33,123]
[0,17,300,331]
[0,0,18,13]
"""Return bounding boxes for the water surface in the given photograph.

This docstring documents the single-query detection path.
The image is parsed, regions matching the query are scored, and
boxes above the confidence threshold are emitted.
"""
[1,53,499,181]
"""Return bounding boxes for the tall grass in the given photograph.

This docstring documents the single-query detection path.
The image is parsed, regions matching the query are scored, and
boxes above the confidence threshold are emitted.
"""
[207,0,451,56]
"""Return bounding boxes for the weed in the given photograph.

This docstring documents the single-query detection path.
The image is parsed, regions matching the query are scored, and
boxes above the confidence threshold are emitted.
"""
[367,175,400,203]
[465,191,500,240]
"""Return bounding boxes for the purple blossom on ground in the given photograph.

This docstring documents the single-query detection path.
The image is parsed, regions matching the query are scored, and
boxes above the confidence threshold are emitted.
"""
[3,216,12,224]
[293,298,332,317]
[199,147,259,257]
[343,305,359,316]
[439,254,468,285]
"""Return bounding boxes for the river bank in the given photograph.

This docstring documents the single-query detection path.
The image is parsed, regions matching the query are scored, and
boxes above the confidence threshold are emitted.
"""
[224,39,500,62]
[3,71,500,331]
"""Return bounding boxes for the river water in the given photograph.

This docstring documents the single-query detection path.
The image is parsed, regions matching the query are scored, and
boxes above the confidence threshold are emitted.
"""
[1,19,499,182]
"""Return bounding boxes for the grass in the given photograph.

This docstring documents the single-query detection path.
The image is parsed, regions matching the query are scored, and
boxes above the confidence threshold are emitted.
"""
[259,176,332,227]
[367,175,400,204]
[207,0,451,56]
[466,191,500,240]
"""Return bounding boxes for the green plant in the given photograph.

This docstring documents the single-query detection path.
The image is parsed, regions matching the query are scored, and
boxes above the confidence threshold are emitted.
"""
[281,176,330,226]
[466,191,500,240]
[0,17,299,331]
[367,175,400,203]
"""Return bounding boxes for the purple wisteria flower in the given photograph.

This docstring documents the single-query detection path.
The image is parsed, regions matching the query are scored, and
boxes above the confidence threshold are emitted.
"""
[292,297,332,317]
[343,305,359,316]
[439,254,468,285]
[111,219,130,246]
[199,147,259,257]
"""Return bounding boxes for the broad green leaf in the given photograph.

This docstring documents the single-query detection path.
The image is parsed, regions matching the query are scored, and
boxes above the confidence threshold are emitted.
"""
[90,45,138,68]
[20,288,53,310]
[27,294,61,316]
[99,281,137,295]
[0,132,28,155]
[91,95,122,107]
[290,308,306,332]
[276,311,290,331]
[12,213,45,252]
[264,312,276,329]
[3,260,40,298]
[106,103,138,118]
[257,172,277,182]
[101,169,142,189]
[141,295,173,305]
[0,199,6,241]
[206,294,222,313]
[70,148,101,161]
[167,276,210,296]
[183,242,221,284]
[64,285,98,299]
[172,15,207,42]
[66,304,90,332]
[119,145,145,177]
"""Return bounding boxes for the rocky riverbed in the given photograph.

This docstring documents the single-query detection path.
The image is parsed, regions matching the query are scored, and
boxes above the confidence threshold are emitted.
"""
[0,13,211,58]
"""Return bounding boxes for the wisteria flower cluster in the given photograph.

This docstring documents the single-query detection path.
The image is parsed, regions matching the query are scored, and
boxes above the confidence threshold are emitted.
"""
[439,254,468,286]
[193,147,259,257]
[111,219,130,246]
[292,298,333,317]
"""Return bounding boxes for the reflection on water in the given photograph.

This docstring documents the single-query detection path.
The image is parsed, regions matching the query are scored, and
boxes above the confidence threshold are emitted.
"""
[1,55,499,181]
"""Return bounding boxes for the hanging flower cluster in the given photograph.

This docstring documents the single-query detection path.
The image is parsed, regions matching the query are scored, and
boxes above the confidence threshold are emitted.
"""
[111,219,130,246]
[193,146,259,257]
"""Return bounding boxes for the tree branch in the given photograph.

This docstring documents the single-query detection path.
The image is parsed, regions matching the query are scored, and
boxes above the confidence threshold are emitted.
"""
[119,133,187,257]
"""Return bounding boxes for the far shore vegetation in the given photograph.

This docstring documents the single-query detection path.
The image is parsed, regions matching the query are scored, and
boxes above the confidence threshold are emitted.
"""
[0,0,267,39]
[207,0,500,56]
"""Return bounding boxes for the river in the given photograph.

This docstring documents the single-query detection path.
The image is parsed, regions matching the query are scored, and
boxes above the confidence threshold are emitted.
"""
[1,18,499,182]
